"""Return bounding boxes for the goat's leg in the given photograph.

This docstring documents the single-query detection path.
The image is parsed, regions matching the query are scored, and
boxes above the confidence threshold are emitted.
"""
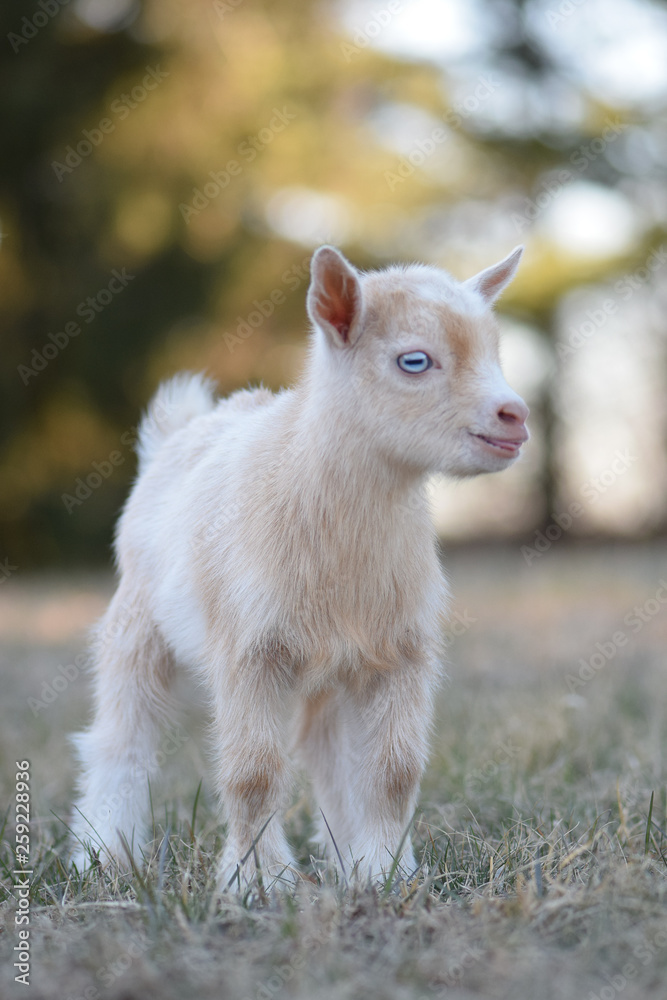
[70,585,177,869]
[341,662,438,881]
[212,662,297,892]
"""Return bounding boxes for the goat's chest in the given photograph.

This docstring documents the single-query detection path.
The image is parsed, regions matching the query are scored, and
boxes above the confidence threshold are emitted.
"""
[260,558,443,687]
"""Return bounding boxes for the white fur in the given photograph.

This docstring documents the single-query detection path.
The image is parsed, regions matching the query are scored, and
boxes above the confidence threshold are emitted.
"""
[70,245,529,890]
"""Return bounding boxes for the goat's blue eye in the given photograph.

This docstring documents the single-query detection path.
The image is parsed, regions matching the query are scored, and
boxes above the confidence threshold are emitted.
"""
[397,351,433,374]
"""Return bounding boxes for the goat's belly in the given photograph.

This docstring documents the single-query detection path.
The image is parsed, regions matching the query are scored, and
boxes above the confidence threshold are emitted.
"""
[152,563,210,666]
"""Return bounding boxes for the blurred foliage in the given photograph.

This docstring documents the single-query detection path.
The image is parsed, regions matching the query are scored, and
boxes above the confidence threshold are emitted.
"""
[1,0,666,565]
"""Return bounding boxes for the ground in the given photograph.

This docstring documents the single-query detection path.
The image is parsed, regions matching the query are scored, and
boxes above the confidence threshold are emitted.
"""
[1,542,667,1000]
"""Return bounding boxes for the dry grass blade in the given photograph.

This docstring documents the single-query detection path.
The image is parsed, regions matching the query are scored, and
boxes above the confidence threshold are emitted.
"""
[3,549,667,998]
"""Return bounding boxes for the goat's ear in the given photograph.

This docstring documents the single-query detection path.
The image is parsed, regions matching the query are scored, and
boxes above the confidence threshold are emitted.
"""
[307,245,363,347]
[464,246,523,305]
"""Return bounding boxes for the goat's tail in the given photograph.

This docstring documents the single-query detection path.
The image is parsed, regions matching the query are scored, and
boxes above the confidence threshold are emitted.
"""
[136,372,216,473]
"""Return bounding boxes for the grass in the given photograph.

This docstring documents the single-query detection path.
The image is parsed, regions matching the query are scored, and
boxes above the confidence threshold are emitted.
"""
[2,542,667,999]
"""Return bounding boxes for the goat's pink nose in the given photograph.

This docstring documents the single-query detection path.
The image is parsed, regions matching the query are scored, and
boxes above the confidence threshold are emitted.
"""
[498,397,529,425]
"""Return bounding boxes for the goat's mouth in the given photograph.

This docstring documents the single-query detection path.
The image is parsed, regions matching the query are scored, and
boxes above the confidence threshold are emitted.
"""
[469,431,527,457]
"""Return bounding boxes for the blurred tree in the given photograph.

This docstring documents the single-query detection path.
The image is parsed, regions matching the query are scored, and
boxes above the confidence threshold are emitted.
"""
[1,0,666,565]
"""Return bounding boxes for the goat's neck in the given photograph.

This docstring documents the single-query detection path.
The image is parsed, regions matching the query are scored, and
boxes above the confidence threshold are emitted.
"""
[285,374,426,533]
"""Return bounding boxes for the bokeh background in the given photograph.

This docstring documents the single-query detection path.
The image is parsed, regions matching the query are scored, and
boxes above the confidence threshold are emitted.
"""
[2,0,667,567]
[2,10,667,996]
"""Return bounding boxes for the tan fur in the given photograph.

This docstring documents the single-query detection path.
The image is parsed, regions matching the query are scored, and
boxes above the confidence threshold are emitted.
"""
[70,245,529,891]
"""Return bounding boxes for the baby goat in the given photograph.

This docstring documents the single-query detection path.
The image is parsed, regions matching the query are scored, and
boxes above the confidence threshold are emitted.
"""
[70,245,529,889]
